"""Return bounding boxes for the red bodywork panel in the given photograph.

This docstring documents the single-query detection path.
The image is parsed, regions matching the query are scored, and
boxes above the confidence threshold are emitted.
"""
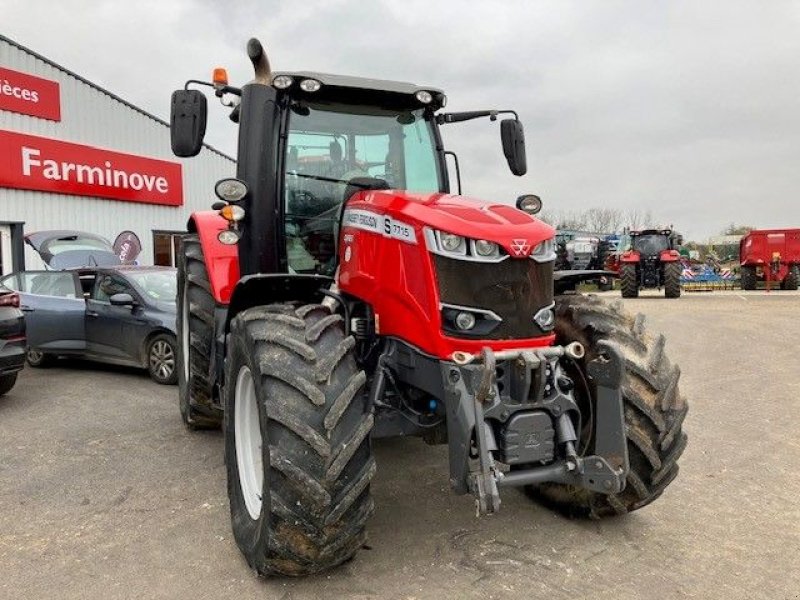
[659,249,680,262]
[190,211,239,304]
[338,190,556,359]
[190,190,558,360]
[740,228,800,284]
[620,250,640,263]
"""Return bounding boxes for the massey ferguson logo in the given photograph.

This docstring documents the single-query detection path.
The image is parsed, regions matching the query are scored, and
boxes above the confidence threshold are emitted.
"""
[510,239,530,256]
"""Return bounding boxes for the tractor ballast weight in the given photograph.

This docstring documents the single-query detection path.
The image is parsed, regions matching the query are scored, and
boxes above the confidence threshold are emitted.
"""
[171,38,687,577]
[739,228,800,290]
[619,228,682,298]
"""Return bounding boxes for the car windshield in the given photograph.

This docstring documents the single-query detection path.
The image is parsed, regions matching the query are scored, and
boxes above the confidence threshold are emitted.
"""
[633,234,670,256]
[125,270,177,303]
[284,104,441,275]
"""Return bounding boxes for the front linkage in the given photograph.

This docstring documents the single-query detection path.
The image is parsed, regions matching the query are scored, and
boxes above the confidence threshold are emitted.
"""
[442,342,628,515]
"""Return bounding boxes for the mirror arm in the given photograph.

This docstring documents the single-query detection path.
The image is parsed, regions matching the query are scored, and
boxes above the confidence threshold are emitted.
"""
[437,109,519,125]
[183,79,242,97]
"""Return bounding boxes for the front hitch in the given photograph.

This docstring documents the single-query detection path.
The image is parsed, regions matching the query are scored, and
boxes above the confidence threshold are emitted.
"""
[444,342,628,515]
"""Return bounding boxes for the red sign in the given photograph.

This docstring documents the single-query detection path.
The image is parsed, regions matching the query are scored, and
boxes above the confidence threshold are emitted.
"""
[0,130,183,206]
[0,67,61,121]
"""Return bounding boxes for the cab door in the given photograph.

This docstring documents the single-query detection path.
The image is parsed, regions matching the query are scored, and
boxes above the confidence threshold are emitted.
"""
[85,271,147,365]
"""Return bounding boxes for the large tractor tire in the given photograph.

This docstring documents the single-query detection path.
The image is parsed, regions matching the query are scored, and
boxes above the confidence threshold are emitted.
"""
[532,294,688,518]
[620,264,639,298]
[224,304,374,577]
[740,265,757,290]
[177,234,221,429]
[664,262,681,298]
[782,266,798,291]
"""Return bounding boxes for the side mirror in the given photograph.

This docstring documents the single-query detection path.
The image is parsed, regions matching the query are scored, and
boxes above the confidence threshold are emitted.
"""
[170,90,207,157]
[500,119,527,176]
[109,293,135,307]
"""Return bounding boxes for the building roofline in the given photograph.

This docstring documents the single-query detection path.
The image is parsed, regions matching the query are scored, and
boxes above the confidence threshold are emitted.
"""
[0,33,234,163]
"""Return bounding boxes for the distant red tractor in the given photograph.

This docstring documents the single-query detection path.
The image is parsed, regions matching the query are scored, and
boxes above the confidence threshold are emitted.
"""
[739,229,800,290]
[620,229,682,298]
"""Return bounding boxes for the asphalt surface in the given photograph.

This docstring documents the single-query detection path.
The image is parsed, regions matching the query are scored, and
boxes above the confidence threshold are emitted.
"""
[1,290,798,600]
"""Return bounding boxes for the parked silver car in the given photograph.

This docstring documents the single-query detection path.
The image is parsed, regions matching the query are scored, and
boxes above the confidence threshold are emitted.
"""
[0,267,178,384]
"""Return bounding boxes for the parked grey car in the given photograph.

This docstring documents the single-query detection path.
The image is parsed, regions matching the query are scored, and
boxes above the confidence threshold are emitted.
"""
[0,267,178,384]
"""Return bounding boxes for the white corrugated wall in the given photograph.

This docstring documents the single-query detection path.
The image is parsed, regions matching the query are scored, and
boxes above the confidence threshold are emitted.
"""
[0,36,235,268]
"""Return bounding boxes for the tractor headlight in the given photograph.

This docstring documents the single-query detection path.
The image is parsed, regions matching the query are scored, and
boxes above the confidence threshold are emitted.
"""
[217,229,241,245]
[299,78,322,92]
[473,239,500,258]
[439,232,467,255]
[533,304,555,331]
[454,311,476,331]
[215,178,248,203]
[272,75,294,89]
[530,238,557,263]
[415,90,433,104]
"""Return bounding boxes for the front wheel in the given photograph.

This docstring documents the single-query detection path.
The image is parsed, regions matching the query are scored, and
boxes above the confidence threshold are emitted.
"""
[147,334,178,385]
[664,262,681,298]
[532,295,688,518]
[224,304,374,576]
[620,264,639,298]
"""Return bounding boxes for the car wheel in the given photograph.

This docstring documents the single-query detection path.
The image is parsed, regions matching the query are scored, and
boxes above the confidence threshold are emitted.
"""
[147,334,178,385]
[26,349,53,368]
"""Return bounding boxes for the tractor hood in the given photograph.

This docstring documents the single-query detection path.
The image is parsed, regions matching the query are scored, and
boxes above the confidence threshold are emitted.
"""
[345,190,555,258]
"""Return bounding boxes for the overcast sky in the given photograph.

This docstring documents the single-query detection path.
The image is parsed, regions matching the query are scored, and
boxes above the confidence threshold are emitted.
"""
[4,0,800,240]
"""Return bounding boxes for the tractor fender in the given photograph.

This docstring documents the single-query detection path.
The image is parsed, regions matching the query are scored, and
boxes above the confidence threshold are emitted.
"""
[188,211,240,304]
[659,249,680,262]
[620,250,640,263]
[224,274,334,335]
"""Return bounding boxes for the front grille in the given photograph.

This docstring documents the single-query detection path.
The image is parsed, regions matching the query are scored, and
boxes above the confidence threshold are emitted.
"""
[433,255,553,339]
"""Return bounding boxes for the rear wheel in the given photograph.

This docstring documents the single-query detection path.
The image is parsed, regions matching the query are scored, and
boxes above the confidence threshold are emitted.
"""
[532,295,688,518]
[177,234,221,429]
[664,262,681,298]
[26,349,53,368]
[0,373,18,396]
[224,304,374,576]
[740,265,757,290]
[620,264,639,298]
[782,266,798,290]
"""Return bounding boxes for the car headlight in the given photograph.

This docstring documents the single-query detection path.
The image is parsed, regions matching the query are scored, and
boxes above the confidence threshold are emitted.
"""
[530,238,556,263]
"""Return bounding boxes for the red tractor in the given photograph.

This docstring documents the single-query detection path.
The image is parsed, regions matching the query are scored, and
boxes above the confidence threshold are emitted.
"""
[619,229,682,298]
[170,39,687,577]
[739,229,800,290]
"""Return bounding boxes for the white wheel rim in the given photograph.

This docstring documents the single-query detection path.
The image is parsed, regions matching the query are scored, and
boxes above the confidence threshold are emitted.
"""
[234,366,263,520]
[28,349,43,363]
[181,281,189,382]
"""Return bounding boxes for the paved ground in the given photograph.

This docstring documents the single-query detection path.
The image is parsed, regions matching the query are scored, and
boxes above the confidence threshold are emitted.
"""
[1,290,799,600]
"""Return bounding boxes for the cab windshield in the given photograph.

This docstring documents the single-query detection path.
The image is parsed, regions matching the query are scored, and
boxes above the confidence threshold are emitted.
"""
[633,234,670,256]
[284,104,441,274]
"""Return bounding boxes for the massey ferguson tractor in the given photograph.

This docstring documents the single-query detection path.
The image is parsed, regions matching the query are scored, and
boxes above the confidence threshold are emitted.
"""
[170,39,688,577]
[619,228,683,298]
